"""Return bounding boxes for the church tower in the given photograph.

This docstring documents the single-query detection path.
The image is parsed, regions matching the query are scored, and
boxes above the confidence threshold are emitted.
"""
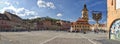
[70,4,90,32]
[81,4,89,22]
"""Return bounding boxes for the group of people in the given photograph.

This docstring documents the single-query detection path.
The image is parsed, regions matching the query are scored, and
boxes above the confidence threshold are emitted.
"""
[94,29,99,33]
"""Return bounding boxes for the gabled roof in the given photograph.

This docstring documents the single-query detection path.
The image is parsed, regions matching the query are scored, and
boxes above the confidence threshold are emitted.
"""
[4,11,22,20]
[71,22,76,25]
[0,13,10,20]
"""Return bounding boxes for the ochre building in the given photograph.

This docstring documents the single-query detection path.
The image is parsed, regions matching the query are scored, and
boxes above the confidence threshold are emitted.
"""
[107,0,120,40]
[70,4,90,32]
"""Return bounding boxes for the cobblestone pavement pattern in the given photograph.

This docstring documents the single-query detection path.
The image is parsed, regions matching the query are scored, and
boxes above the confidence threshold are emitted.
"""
[0,31,120,44]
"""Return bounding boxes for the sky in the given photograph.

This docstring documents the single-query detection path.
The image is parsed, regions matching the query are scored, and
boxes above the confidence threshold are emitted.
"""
[0,0,107,24]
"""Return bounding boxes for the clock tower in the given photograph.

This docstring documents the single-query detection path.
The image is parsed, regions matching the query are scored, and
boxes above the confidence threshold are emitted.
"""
[81,4,89,22]
[70,4,90,32]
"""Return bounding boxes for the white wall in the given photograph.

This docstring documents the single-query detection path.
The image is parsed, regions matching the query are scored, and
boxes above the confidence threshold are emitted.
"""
[116,0,120,9]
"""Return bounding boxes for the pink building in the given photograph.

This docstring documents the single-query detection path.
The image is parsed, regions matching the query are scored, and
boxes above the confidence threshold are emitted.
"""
[0,11,26,31]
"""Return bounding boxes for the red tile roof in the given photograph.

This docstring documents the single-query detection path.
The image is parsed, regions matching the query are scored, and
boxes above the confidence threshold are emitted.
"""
[76,18,87,22]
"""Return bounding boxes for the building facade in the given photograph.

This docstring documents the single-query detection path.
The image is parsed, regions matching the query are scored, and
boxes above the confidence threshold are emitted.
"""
[70,4,90,32]
[90,24,107,31]
[107,0,120,40]
[0,11,27,31]
[36,20,52,30]
[56,20,70,31]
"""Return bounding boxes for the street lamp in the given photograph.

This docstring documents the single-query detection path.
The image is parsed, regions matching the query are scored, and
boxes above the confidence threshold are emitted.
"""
[92,11,102,33]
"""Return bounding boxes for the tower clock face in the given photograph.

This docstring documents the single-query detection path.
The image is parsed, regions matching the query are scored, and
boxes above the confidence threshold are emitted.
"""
[110,20,120,40]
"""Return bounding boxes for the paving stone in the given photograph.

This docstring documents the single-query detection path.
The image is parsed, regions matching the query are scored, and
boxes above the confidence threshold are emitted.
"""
[44,38,93,44]
[0,31,119,44]
[94,39,120,44]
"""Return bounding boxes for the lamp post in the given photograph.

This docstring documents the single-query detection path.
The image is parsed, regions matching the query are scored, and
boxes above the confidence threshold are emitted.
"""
[92,11,102,33]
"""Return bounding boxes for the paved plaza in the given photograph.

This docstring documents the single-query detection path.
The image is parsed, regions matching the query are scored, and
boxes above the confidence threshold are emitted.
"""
[0,31,120,44]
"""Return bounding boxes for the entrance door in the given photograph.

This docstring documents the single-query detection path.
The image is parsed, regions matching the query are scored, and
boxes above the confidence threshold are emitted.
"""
[110,20,120,40]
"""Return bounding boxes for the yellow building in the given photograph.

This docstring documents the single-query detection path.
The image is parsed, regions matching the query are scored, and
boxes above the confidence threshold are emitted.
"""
[107,0,120,40]
[70,4,90,32]
[90,24,107,31]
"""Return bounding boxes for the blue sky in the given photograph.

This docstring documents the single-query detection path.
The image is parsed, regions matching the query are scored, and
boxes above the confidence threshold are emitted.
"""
[0,0,107,24]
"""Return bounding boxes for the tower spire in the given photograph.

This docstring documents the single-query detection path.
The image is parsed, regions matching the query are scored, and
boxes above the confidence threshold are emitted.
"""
[84,4,87,8]
[82,4,88,11]
[81,1,88,22]
[82,0,87,11]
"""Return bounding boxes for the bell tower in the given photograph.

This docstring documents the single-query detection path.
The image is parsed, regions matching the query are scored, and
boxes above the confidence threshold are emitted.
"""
[81,4,89,22]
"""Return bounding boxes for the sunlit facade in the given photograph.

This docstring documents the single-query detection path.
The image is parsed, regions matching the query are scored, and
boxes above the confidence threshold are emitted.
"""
[107,0,120,40]
[70,4,90,32]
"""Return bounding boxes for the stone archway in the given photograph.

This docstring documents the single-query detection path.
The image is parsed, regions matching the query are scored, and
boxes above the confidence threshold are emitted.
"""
[109,18,120,40]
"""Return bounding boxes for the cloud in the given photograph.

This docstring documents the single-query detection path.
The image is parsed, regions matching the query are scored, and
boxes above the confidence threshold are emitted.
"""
[37,0,55,9]
[46,2,55,9]
[0,1,39,19]
[37,0,46,8]
[4,2,10,6]
[0,5,37,17]
[0,5,17,13]
[57,13,62,17]
[0,1,10,6]
[29,16,40,19]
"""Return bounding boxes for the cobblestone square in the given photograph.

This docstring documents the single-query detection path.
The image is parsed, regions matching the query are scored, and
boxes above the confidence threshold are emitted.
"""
[0,31,120,44]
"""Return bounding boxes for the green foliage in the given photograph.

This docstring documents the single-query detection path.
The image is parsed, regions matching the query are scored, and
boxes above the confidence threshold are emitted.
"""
[23,16,61,23]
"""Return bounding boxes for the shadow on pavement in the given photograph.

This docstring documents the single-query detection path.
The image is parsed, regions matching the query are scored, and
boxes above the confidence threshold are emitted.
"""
[94,39,120,44]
